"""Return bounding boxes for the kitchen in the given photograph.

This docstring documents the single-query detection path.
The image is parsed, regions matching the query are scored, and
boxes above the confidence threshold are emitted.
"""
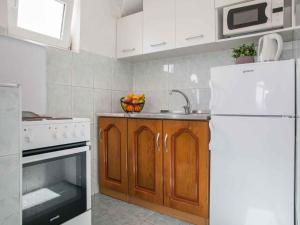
[0,0,300,225]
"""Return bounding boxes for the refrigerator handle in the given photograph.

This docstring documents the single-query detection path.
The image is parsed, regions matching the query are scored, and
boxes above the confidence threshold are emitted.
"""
[209,81,215,111]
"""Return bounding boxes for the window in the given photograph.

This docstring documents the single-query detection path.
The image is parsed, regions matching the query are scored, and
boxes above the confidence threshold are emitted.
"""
[8,0,74,48]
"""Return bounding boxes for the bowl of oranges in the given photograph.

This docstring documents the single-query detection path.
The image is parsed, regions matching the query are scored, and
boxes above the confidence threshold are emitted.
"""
[121,93,145,113]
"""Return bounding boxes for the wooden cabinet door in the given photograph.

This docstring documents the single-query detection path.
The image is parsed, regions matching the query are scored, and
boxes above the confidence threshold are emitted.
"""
[128,119,163,204]
[163,120,209,218]
[117,12,143,58]
[175,0,215,48]
[99,117,128,195]
[143,0,175,54]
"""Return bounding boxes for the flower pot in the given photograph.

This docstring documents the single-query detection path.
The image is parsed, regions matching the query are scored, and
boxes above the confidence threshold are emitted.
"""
[235,56,254,64]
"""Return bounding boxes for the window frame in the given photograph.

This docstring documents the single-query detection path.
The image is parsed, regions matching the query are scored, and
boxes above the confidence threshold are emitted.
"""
[7,0,74,49]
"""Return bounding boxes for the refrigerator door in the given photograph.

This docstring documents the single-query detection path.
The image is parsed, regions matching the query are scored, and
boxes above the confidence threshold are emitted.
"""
[210,60,295,116]
[210,116,295,225]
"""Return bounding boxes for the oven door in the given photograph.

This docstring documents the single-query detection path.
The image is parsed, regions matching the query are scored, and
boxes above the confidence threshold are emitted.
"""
[223,0,271,35]
[22,144,91,225]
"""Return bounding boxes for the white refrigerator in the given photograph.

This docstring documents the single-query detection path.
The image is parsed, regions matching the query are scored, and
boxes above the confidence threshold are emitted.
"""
[209,59,295,225]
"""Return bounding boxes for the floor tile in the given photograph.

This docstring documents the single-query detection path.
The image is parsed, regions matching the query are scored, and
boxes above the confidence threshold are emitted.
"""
[92,194,191,225]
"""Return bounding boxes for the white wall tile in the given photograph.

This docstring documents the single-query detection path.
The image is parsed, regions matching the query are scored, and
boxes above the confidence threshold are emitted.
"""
[72,62,94,87]
[93,58,114,90]
[112,90,129,113]
[47,47,72,70]
[72,52,95,87]
[112,61,133,91]
[94,89,112,123]
[47,84,72,117]
[47,66,72,85]
[135,90,168,113]
[72,87,94,121]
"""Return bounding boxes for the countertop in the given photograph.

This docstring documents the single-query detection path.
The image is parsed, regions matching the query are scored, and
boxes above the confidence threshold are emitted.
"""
[97,112,210,121]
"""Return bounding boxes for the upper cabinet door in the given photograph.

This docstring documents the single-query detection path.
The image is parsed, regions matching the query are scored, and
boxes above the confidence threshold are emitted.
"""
[143,0,175,54]
[175,0,215,48]
[117,12,143,58]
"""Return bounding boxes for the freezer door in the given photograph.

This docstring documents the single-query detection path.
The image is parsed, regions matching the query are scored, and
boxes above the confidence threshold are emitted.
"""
[210,60,295,116]
[210,116,295,225]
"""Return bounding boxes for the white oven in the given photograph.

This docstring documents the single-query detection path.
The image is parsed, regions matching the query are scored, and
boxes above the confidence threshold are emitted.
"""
[223,0,284,36]
[22,118,91,225]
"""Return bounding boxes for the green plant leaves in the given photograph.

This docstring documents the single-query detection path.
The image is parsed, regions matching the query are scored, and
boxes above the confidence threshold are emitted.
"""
[232,43,257,59]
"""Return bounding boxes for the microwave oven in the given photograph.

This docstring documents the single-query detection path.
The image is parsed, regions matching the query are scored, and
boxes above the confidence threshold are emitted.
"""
[223,0,284,36]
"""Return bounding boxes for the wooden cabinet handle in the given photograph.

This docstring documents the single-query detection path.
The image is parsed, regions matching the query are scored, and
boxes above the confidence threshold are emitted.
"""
[164,134,168,153]
[156,133,160,151]
[99,128,103,141]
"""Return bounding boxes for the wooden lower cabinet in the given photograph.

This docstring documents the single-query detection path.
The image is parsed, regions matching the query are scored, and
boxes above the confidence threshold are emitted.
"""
[163,120,209,218]
[128,119,164,205]
[98,117,209,224]
[98,117,128,199]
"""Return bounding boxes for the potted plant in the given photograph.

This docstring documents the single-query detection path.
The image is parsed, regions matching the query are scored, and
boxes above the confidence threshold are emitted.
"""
[232,43,256,64]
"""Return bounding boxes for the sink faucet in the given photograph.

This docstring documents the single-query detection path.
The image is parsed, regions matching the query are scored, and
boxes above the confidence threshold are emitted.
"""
[169,89,191,114]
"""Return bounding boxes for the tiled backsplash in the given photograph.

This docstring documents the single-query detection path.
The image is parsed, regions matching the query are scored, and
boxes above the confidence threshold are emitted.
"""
[47,40,297,195]
[47,48,132,194]
[133,50,234,112]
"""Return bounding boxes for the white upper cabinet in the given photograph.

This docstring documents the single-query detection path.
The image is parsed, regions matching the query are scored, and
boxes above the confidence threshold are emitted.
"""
[175,0,215,48]
[117,12,143,58]
[215,0,248,8]
[143,0,175,54]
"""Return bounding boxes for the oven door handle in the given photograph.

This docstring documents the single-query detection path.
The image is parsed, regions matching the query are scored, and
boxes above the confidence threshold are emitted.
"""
[22,146,89,165]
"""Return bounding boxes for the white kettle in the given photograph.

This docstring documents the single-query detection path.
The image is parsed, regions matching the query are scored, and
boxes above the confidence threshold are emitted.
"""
[257,33,283,62]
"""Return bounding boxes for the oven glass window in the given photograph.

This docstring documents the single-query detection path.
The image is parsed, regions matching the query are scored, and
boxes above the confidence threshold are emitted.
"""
[22,152,87,225]
[233,9,259,25]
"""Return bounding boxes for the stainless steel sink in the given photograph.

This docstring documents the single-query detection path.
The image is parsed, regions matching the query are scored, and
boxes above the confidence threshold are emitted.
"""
[160,109,210,115]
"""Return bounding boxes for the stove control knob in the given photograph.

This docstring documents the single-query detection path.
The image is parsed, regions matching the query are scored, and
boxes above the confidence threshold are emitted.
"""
[80,130,85,137]
[24,136,32,143]
[72,131,78,138]
[63,132,68,138]
[53,132,60,139]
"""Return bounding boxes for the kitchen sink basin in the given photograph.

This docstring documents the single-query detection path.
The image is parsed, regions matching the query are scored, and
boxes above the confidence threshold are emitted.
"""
[160,109,210,115]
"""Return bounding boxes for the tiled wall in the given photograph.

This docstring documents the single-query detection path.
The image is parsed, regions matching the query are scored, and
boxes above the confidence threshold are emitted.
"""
[133,50,233,112]
[46,48,133,194]
[0,85,21,225]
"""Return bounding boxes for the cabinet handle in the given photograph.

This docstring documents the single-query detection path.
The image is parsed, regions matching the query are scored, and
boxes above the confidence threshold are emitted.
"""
[150,41,167,47]
[185,34,204,41]
[164,134,168,153]
[156,133,160,151]
[122,48,136,53]
[99,128,103,142]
